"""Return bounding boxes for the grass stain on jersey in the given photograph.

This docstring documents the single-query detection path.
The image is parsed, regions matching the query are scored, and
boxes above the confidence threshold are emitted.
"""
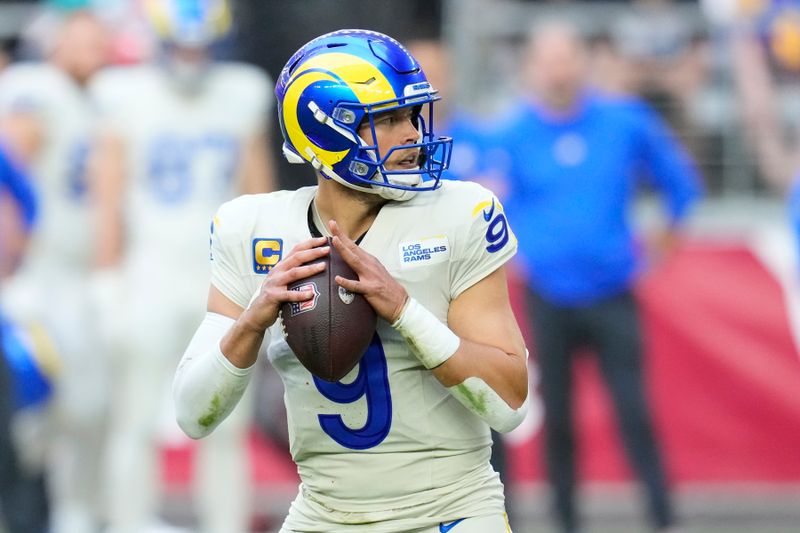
[455,383,488,415]
[198,393,223,429]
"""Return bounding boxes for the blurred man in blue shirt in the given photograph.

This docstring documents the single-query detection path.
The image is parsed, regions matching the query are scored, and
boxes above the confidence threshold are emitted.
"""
[494,21,701,533]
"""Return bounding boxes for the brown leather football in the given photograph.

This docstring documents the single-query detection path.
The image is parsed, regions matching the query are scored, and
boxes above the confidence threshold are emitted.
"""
[279,237,377,382]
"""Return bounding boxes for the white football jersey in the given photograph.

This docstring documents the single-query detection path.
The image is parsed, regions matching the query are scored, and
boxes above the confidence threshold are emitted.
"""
[210,181,518,531]
[0,63,96,273]
[89,63,271,281]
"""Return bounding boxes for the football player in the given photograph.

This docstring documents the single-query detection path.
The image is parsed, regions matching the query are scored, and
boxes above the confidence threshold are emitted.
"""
[0,9,111,533]
[89,0,275,531]
[173,29,529,532]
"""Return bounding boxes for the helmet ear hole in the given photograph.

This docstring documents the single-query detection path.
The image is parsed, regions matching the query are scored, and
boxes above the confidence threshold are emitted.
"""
[287,56,304,75]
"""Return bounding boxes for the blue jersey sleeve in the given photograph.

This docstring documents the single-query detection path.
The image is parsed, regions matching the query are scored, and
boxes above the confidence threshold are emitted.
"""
[0,146,37,230]
[633,102,703,225]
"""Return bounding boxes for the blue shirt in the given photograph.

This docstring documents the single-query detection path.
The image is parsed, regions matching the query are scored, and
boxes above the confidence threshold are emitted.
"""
[0,145,37,230]
[440,110,488,182]
[493,92,702,306]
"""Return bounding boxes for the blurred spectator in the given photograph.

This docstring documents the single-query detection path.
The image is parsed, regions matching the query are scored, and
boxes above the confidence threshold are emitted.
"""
[612,0,708,111]
[492,20,702,533]
[732,4,800,196]
[0,7,111,533]
[587,31,637,97]
[89,0,275,531]
[611,0,713,185]
[732,4,800,309]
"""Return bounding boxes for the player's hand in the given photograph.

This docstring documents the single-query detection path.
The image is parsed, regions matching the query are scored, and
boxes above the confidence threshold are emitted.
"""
[242,236,329,332]
[328,219,408,323]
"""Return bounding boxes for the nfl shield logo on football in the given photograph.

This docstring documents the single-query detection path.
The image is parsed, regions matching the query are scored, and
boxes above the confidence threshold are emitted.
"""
[289,282,320,316]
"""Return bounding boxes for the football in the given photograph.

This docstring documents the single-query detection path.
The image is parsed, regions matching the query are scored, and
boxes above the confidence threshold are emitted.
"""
[279,237,377,382]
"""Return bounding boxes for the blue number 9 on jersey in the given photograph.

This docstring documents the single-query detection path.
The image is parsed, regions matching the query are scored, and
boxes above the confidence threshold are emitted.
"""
[313,334,392,450]
[481,198,509,253]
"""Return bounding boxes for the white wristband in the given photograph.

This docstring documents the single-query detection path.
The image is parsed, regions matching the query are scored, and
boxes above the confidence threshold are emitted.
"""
[391,297,460,369]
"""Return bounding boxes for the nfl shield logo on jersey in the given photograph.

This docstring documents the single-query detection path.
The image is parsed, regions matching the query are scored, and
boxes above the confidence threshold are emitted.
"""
[289,282,320,316]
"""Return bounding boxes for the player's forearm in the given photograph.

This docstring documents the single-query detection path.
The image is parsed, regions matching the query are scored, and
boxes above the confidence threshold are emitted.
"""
[94,207,123,268]
[432,340,528,409]
[392,297,529,432]
[173,312,257,439]
[218,308,270,369]
[90,133,126,268]
[0,114,43,166]
[732,32,794,190]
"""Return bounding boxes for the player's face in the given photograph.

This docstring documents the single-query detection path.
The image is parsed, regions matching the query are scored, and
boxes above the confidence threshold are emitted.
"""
[525,25,588,105]
[162,43,211,93]
[53,12,110,84]
[357,107,421,171]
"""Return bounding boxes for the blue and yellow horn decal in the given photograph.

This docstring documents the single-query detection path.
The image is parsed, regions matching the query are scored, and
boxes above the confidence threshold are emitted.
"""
[282,52,397,169]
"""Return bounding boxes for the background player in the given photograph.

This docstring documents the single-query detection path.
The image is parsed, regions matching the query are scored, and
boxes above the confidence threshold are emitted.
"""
[0,8,111,533]
[89,0,275,531]
[173,29,529,532]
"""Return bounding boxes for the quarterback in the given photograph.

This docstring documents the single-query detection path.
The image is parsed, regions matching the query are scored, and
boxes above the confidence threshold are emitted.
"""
[174,29,529,532]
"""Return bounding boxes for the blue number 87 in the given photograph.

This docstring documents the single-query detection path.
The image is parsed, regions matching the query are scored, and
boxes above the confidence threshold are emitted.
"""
[313,333,392,450]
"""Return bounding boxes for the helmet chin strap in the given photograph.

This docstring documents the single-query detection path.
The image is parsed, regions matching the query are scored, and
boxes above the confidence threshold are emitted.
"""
[358,135,420,202]
[321,163,419,203]
[372,169,420,202]
[320,160,420,203]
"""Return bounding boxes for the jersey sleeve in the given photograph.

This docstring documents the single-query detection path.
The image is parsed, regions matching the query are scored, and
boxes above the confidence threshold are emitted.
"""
[209,199,254,309]
[449,184,518,299]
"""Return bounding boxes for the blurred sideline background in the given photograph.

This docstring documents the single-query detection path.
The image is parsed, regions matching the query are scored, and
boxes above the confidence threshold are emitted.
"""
[2,0,800,532]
